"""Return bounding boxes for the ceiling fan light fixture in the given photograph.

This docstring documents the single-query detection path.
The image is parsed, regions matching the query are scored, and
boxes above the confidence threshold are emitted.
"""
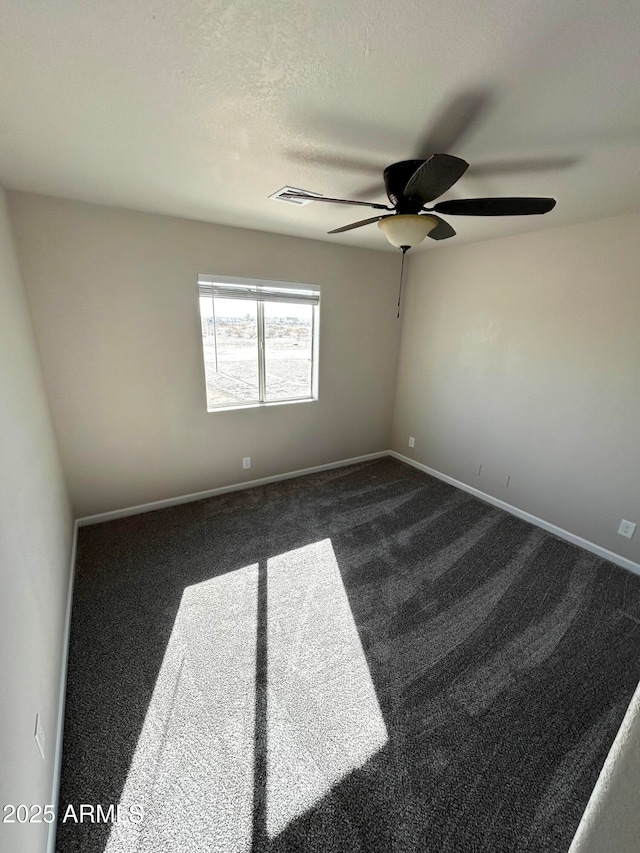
[378,214,439,249]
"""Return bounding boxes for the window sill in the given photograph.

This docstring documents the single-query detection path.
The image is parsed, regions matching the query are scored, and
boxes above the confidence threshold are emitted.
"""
[207,397,318,414]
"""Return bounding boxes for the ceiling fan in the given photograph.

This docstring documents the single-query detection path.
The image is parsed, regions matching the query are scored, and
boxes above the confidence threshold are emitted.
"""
[277,153,556,251]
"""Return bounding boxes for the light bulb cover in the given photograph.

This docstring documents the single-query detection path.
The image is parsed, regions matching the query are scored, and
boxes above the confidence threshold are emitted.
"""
[378,214,439,248]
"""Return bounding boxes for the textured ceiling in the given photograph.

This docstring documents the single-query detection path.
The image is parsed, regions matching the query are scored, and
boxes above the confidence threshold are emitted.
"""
[1,0,640,251]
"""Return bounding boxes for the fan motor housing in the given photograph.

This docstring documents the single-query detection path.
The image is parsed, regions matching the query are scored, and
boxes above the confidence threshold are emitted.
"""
[384,160,428,213]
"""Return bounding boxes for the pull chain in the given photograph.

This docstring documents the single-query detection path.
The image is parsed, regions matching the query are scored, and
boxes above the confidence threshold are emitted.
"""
[397,246,409,318]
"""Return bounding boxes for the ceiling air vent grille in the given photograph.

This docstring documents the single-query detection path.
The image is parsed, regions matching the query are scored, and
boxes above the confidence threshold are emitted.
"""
[269,186,322,206]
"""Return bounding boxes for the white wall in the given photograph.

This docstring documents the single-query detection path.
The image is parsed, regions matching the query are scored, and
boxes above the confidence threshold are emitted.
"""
[9,192,402,518]
[392,211,640,566]
[569,680,640,853]
[0,187,74,853]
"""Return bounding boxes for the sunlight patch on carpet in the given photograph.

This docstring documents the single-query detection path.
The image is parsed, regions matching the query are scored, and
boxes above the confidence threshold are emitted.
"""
[103,539,386,851]
[104,562,259,853]
[266,538,388,838]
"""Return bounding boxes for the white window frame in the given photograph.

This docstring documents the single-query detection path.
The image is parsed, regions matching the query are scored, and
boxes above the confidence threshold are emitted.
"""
[198,274,320,412]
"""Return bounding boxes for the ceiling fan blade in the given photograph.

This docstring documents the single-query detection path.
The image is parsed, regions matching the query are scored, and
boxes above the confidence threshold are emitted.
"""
[414,88,494,159]
[433,197,556,216]
[403,154,469,202]
[426,215,456,241]
[328,215,388,234]
[279,191,391,211]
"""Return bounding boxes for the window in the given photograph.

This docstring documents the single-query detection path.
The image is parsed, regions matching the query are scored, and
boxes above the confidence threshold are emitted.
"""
[198,275,320,411]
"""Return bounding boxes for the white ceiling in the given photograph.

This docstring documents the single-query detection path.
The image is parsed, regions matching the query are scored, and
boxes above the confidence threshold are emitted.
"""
[1,0,640,252]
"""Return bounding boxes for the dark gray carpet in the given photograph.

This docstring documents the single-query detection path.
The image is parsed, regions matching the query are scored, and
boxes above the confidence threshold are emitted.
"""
[57,458,640,853]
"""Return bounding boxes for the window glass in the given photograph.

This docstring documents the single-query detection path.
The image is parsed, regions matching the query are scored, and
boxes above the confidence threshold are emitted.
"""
[264,302,313,402]
[198,277,319,411]
[201,297,259,408]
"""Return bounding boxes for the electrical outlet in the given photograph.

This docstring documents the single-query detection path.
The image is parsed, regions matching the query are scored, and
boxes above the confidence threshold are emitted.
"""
[408,437,415,448]
[504,475,511,488]
[34,714,45,759]
[475,464,482,476]
[618,519,636,539]
[242,457,251,470]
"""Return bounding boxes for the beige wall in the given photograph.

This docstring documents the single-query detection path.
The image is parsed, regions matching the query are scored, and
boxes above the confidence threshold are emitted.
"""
[569,680,640,853]
[0,187,74,853]
[8,192,401,517]
[392,211,640,565]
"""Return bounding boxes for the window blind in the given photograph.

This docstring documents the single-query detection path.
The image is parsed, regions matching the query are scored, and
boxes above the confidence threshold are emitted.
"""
[198,276,320,306]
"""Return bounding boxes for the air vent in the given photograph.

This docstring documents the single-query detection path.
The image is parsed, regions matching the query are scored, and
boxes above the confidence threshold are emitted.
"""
[269,186,322,206]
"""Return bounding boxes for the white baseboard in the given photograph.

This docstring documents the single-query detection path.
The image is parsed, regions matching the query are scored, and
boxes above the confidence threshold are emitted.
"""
[390,451,640,577]
[77,451,389,527]
[47,519,79,853]
[78,449,640,575]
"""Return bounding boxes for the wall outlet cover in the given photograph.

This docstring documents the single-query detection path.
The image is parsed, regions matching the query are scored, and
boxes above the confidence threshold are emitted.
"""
[242,457,251,470]
[618,519,636,539]
[408,437,415,448]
